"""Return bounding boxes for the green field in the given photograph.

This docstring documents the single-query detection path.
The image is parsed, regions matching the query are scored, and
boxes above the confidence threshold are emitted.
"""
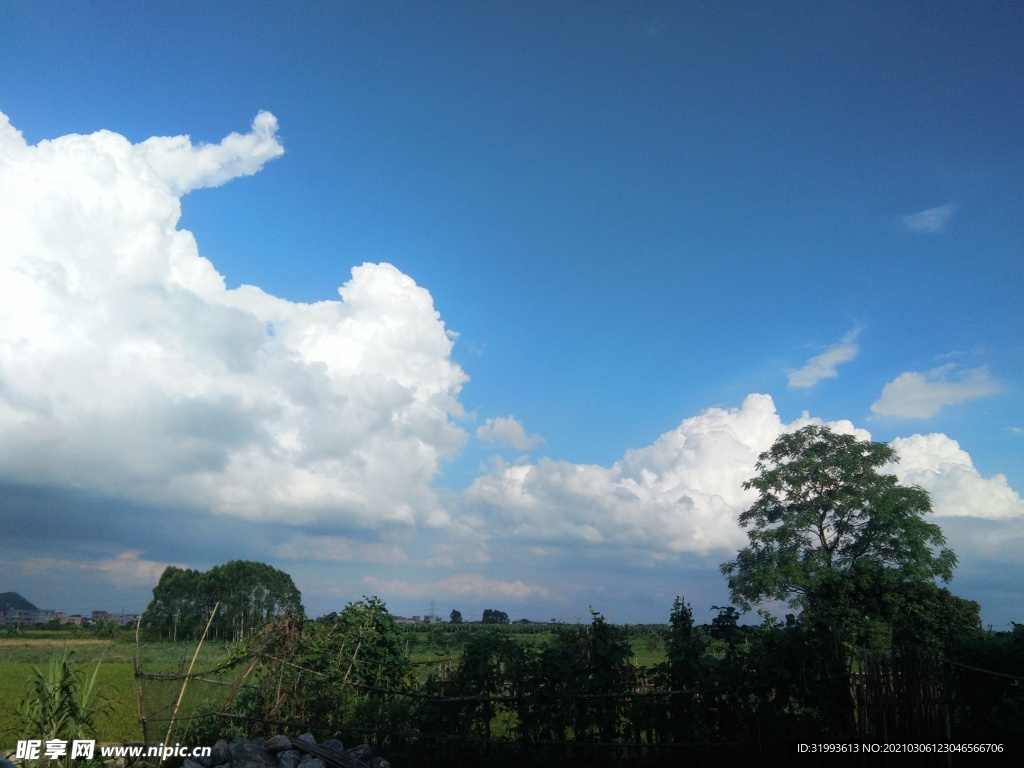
[1,625,669,751]
[0,636,236,751]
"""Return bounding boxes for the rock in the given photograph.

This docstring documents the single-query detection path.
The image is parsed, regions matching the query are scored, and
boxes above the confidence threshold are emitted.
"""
[265,736,292,754]
[205,735,392,768]
[183,759,205,768]
[210,740,232,766]
[1,754,17,768]
[320,739,343,753]
[346,745,372,764]
[229,739,277,768]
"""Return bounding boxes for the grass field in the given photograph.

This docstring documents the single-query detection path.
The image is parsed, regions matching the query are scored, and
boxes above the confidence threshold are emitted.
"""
[1,626,669,750]
[0,636,236,751]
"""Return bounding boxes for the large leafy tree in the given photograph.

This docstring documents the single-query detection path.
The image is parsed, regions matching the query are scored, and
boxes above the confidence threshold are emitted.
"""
[720,425,960,736]
[720,424,956,614]
[142,560,303,641]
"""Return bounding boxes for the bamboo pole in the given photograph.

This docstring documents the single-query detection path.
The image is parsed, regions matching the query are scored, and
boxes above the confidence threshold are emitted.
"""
[134,616,149,746]
[162,601,220,764]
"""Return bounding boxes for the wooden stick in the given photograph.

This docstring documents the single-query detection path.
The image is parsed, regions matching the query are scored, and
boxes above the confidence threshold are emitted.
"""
[162,602,220,763]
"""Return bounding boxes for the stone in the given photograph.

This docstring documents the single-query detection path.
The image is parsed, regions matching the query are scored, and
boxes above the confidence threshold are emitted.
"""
[277,749,302,768]
[210,739,232,766]
[320,739,343,753]
[229,739,277,768]
[346,745,372,763]
[265,735,292,754]
[296,733,317,746]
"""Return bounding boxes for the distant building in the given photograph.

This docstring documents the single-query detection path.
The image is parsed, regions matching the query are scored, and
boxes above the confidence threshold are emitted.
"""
[2,608,57,625]
[90,610,141,626]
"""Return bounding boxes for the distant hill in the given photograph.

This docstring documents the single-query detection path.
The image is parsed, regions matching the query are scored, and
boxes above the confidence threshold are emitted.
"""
[0,592,38,613]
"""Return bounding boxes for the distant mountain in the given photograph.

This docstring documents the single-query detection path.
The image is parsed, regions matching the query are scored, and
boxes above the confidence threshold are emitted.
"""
[0,592,38,613]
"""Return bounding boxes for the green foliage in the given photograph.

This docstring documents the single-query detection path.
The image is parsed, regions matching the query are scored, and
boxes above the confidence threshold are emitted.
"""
[721,425,956,614]
[449,609,463,624]
[232,596,411,745]
[951,624,1024,741]
[16,648,113,758]
[721,425,955,614]
[141,560,303,642]
[481,608,510,624]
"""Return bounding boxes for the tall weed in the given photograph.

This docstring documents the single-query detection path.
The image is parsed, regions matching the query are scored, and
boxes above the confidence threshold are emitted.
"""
[16,648,113,763]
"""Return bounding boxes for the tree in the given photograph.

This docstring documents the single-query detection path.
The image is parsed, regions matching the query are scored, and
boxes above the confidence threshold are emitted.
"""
[720,424,956,614]
[720,425,960,736]
[449,609,463,624]
[481,608,510,624]
[142,560,303,641]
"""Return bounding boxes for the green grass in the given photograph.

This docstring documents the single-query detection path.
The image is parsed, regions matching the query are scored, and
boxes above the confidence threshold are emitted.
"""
[1,626,670,750]
[0,661,140,749]
[0,637,236,751]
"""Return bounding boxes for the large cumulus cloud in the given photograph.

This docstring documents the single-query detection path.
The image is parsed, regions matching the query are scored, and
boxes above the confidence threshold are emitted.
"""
[0,111,466,527]
[464,394,1022,561]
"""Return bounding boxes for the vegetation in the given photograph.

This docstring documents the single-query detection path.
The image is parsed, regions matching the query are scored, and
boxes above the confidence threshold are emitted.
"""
[719,425,975,735]
[141,560,303,642]
[13,648,113,762]
[1,610,1021,763]
[721,424,956,612]
[481,609,510,624]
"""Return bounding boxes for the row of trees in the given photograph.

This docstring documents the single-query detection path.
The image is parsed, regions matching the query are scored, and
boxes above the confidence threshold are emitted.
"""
[141,560,303,642]
[213,595,1018,765]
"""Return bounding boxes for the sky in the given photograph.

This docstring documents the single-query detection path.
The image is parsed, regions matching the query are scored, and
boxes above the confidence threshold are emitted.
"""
[1,1,1021,628]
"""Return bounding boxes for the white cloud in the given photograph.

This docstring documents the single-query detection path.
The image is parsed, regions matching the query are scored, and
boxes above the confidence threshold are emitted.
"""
[362,573,551,602]
[902,203,957,233]
[787,329,860,389]
[16,551,183,588]
[0,111,467,528]
[476,415,545,449]
[463,392,1023,560]
[463,394,867,558]
[871,365,1002,418]
[891,434,1024,520]
[136,111,284,195]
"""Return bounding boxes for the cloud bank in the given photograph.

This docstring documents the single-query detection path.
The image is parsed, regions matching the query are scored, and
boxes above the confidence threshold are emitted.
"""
[891,434,1024,520]
[464,395,864,557]
[463,394,1021,563]
[0,111,467,528]
[15,551,185,588]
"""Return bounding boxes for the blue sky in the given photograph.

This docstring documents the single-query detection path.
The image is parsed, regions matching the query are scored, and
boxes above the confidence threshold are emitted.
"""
[1,1,1021,627]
